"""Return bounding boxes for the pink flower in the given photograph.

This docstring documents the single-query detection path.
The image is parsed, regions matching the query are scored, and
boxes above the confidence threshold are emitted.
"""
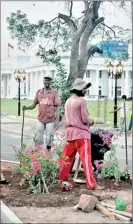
[31,157,41,174]
[42,150,53,158]
[25,171,30,177]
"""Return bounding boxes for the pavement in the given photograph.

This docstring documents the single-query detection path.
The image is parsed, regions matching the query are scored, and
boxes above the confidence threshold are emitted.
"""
[1,115,132,173]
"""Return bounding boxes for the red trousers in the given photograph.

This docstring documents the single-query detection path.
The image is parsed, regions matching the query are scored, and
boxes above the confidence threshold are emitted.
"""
[59,139,98,189]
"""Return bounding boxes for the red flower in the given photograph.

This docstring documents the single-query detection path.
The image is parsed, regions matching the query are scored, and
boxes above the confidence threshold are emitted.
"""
[61,181,73,191]
[31,157,41,174]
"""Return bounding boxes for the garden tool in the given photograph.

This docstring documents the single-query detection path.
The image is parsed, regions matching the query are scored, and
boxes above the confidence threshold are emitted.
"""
[123,99,128,165]
[21,109,25,147]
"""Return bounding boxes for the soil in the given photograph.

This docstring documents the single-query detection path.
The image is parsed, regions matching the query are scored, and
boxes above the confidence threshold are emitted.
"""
[1,163,132,208]
[1,162,132,223]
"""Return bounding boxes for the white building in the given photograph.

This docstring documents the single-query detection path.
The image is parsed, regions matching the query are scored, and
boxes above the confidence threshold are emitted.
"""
[1,53,132,100]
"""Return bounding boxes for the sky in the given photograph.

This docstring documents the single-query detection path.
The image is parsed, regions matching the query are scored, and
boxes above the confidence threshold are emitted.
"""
[1,1,132,61]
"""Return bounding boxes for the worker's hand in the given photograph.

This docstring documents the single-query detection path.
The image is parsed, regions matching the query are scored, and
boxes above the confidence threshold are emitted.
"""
[89,118,94,126]
[91,120,94,126]
[22,106,27,111]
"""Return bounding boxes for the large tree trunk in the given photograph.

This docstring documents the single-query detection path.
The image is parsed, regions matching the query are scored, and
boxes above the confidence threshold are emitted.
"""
[68,1,104,82]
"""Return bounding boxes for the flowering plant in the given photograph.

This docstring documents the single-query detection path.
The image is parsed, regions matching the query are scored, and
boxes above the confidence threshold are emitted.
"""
[61,181,73,191]
[12,144,66,194]
[51,130,66,160]
[120,165,130,180]
[100,135,122,181]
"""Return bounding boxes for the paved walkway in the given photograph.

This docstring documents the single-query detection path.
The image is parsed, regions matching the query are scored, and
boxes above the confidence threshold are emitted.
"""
[1,115,132,173]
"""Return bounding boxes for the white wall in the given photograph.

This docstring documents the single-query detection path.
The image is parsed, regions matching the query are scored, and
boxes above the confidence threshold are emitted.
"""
[1,55,132,99]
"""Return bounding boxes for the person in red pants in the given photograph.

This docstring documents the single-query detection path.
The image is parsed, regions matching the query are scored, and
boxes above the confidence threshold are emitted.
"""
[59,78,104,190]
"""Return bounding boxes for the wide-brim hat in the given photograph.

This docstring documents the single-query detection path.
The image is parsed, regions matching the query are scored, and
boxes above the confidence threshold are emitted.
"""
[70,78,92,91]
[44,74,53,80]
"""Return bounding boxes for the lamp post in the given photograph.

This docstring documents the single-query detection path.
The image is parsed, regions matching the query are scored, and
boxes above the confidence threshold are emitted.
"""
[107,61,124,128]
[14,70,26,116]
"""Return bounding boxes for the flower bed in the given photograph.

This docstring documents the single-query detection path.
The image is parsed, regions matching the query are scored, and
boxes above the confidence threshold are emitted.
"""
[1,129,132,209]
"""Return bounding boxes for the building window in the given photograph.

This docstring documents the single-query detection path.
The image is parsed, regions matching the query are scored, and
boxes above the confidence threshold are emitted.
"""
[131,72,132,79]
[117,86,121,97]
[86,70,90,78]
[1,87,3,95]
[99,70,102,78]
[86,90,90,96]
[24,82,26,94]
[2,75,3,81]
[9,74,11,80]
[99,86,102,96]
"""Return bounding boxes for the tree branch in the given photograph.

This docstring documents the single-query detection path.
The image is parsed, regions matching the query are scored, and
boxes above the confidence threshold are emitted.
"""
[69,1,73,17]
[78,1,104,78]
[88,46,103,57]
[58,13,77,32]
[46,17,58,24]
[84,1,89,10]
[101,22,116,38]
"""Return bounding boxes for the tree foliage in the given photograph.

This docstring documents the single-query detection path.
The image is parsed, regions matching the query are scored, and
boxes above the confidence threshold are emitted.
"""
[7,1,131,83]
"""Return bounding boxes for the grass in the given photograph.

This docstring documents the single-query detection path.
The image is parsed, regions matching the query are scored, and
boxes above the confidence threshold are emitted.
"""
[1,99,132,127]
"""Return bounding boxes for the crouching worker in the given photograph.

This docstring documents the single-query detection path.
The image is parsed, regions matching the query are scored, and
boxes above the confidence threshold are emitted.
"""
[59,78,104,190]
[23,74,61,150]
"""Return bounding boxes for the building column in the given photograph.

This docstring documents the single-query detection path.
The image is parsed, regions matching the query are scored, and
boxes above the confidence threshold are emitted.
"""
[35,72,38,92]
[30,72,33,99]
[108,77,113,99]
[112,79,115,99]
[125,71,130,97]
[95,70,99,96]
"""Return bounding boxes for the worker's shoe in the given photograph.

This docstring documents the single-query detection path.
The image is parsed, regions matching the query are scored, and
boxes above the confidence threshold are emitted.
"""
[94,185,105,190]
[46,145,51,151]
[87,185,104,190]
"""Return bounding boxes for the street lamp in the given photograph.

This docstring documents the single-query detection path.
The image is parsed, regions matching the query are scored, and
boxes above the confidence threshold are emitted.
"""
[107,61,124,128]
[14,70,26,116]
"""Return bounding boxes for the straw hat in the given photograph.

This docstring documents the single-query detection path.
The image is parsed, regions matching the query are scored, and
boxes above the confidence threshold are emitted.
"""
[70,78,92,91]
[44,74,53,80]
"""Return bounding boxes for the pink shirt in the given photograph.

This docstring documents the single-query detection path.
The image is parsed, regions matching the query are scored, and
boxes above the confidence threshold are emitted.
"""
[34,88,61,123]
[65,95,92,141]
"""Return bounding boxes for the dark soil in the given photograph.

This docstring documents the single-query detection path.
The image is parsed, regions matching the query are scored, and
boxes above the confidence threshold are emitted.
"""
[1,169,132,208]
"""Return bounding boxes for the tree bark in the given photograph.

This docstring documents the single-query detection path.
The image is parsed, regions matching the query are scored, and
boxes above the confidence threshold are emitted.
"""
[68,1,104,81]
[59,2,104,82]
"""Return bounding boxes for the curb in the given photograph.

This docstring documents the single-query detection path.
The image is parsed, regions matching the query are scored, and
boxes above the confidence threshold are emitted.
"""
[1,127,34,138]
[1,201,23,223]
[1,160,20,164]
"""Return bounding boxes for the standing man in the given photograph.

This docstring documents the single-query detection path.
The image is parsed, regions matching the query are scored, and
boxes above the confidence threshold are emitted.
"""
[59,78,104,190]
[23,74,61,150]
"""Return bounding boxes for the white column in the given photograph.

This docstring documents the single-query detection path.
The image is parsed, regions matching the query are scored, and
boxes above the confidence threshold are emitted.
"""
[26,73,29,97]
[35,72,38,92]
[125,71,130,97]
[95,70,99,96]
[112,79,115,99]
[30,72,33,99]
[41,70,44,88]
[108,77,113,99]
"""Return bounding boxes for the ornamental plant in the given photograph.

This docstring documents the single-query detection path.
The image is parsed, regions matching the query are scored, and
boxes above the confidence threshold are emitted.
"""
[100,134,124,181]
[12,143,67,194]
[100,144,122,181]
[51,129,66,160]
